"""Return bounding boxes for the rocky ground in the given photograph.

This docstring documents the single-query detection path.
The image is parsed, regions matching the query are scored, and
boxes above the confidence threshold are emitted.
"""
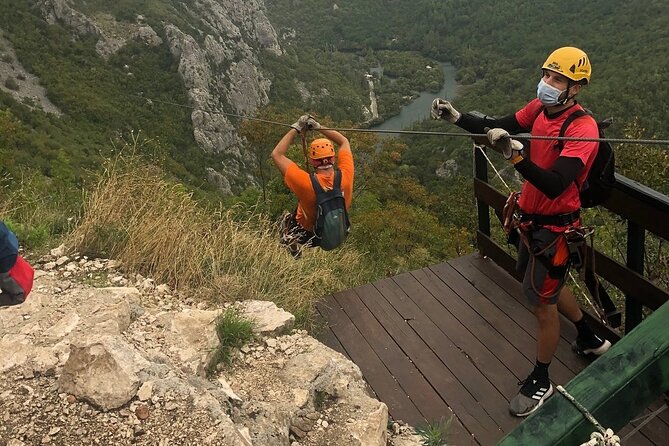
[0,248,423,446]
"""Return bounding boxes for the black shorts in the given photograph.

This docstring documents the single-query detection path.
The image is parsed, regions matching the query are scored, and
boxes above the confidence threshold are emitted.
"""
[517,228,570,305]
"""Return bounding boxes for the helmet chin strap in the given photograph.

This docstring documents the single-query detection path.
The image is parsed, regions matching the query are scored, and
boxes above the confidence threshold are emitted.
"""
[557,81,576,105]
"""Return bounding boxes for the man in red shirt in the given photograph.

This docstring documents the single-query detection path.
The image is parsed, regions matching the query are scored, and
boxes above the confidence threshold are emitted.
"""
[272,115,354,257]
[432,47,610,416]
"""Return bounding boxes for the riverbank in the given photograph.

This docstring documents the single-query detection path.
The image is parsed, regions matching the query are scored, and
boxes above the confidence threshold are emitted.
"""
[371,62,458,135]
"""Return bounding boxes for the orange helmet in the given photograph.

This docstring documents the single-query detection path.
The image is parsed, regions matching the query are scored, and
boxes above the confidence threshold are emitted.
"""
[309,138,335,159]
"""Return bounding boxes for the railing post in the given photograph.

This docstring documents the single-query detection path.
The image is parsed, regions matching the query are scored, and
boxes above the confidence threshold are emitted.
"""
[626,221,645,332]
[474,144,490,236]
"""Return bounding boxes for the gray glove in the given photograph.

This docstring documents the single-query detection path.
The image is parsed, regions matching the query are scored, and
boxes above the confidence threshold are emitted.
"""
[290,114,310,133]
[487,128,524,160]
[306,117,321,130]
[431,98,461,123]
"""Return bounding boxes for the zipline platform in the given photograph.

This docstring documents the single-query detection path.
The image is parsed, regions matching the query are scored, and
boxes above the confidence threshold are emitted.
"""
[316,253,669,445]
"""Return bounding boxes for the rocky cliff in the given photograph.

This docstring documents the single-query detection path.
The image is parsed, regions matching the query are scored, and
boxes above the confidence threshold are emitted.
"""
[0,250,423,446]
[33,0,282,194]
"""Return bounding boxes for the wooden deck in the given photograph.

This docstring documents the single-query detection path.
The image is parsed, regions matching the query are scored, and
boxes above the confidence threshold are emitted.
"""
[316,253,669,445]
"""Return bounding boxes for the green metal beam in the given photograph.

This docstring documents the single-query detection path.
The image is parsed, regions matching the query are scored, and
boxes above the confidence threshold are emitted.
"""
[498,302,669,445]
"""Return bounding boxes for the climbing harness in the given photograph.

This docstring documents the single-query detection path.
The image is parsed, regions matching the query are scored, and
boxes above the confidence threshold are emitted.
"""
[475,143,613,322]
[556,385,622,446]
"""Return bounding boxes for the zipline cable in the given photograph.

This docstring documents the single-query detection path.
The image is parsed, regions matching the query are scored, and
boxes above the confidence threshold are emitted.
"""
[132,95,669,147]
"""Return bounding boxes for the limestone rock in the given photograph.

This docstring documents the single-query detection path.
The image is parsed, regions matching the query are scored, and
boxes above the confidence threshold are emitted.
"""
[238,300,295,336]
[58,335,151,410]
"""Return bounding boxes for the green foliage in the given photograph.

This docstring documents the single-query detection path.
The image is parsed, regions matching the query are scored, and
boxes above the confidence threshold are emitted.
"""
[4,76,18,91]
[207,308,256,375]
[0,166,79,251]
[2,219,51,248]
[1,0,667,301]
[415,417,453,446]
[0,0,222,193]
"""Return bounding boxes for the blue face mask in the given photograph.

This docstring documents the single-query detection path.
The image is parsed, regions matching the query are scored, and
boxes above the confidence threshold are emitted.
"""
[537,79,566,106]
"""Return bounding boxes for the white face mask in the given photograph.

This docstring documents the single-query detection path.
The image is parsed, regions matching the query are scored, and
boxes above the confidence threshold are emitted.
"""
[537,79,566,106]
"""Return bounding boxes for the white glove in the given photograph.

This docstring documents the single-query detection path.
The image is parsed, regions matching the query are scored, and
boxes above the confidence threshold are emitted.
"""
[487,128,524,160]
[290,114,310,133]
[306,117,321,130]
[431,98,461,123]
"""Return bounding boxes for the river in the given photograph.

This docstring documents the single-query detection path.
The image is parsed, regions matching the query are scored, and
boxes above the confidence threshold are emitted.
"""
[371,62,458,134]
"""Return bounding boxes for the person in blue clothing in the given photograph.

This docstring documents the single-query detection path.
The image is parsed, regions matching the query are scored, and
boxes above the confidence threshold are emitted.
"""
[432,46,611,417]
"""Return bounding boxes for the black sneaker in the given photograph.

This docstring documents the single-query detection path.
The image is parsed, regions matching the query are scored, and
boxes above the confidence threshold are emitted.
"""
[572,334,611,356]
[509,374,553,417]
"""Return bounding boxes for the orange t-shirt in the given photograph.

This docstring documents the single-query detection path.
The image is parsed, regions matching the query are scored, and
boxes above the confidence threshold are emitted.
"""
[284,149,354,232]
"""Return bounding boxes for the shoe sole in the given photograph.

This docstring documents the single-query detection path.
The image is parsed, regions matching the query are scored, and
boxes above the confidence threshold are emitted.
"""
[512,385,554,417]
[572,339,611,356]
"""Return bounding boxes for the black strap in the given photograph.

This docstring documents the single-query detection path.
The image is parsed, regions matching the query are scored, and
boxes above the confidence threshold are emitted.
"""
[309,170,342,195]
[520,210,580,226]
[334,169,342,190]
[556,109,588,152]
[309,172,323,194]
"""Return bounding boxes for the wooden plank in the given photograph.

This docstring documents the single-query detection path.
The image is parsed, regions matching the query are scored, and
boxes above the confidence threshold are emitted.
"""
[476,230,523,281]
[498,300,669,446]
[604,176,669,242]
[350,283,499,445]
[392,271,522,396]
[616,426,656,446]
[474,178,669,310]
[450,255,589,375]
[411,267,533,378]
[331,289,451,424]
[474,178,506,214]
[428,261,575,385]
[589,247,669,311]
[620,398,669,446]
[465,254,578,340]
[316,295,425,426]
[475,173,669,243]
[317,324,349,359]
[476,231,622,343]
[378,274,518,432]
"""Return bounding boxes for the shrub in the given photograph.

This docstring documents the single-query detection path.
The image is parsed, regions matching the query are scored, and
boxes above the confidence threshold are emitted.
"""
[4,77,19,91]
[415,416,453,446]
[206,308,255,374]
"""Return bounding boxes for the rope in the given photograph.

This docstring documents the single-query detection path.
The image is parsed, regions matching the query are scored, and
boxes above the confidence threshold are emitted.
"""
[131,95,669,147]
[475,144,511,192]
[621,402,668,442]
[556,385,622,446]
[300,131,312,173]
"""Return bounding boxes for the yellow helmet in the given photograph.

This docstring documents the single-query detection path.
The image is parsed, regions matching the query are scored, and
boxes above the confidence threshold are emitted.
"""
[309,138,335,159]
[542,47,591,84]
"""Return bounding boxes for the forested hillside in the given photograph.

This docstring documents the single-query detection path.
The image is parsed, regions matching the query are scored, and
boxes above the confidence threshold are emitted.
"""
[261,0,668,281]
[0,0,667,287]
[266,0,669,190]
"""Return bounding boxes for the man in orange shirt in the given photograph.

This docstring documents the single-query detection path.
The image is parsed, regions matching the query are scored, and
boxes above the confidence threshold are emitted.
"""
[272,115,354,257]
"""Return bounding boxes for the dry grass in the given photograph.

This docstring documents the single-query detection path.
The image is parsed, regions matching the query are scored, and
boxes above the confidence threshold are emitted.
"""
[68,149,370,327]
